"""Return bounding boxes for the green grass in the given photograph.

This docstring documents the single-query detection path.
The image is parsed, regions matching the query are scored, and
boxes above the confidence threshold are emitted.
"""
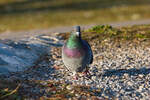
[60,24,150,42]
[87,24,150,40]
[0,0,150,33]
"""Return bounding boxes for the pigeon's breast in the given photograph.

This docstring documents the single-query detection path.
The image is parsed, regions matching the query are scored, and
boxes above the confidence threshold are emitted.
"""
[63,46,85,58]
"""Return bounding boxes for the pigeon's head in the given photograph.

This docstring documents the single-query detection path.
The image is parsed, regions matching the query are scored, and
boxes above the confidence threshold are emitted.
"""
[73,26,81,37]
[66,26,82,48]
[68,26,81,41]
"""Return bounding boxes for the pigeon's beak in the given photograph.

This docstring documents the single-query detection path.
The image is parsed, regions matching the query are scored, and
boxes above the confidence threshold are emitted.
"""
[76,32,80,37]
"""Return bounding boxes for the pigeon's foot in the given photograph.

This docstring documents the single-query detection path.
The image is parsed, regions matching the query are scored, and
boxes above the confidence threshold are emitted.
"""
[84,69,90,75]
[72,74,79,80]
[53,65,64,70]
[72,72,79,80]
[81,69,91,79]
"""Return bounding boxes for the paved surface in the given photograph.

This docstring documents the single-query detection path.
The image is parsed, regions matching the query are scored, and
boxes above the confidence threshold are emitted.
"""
[0,34,62,74]
[0,19,150,40]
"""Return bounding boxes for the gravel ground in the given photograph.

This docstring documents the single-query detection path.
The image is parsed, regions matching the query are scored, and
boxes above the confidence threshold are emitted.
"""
[1,33,150,99]
[0,28,150,100]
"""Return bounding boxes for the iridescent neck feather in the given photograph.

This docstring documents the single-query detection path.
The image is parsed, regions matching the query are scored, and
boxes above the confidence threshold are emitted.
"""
[66,32,82,49]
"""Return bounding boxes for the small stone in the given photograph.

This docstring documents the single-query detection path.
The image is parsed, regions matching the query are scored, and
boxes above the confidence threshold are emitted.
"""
[66,85,73,90]
[127,81,133,86]
[138,74,144,78]
[70,90,74,94]
[75,94,80,97]
[124,73,129,78]
[44,74,48,77]
[40,82,47,86]
[52,55,57,59]
[138,85,144,91]
[68,98,72,100]
[52,91,56,94]
[81,95,87,99]
[91,76,96,80]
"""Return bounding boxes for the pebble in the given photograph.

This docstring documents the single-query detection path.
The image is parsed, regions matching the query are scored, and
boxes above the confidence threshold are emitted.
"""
[66,85,73,90]
[2,34,150,100]
[124,73,129,78]
[75,94,80,98]
[52,91,56,94]
[139,74,144,78]
[127,81,133,86]
[70,90,74,94]
[138,85,144,92]
[91,76,96,80]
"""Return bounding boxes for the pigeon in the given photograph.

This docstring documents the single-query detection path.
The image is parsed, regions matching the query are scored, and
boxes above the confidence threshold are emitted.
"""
[62,26,93,77]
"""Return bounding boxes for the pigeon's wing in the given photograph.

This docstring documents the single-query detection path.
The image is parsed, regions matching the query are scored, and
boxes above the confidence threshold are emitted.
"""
[62,44,71,72]
[83,40,93,64]
[90,52,93,64]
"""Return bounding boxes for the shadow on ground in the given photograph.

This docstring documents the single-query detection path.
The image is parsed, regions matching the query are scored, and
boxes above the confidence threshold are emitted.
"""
[103,67,150,77]
[0,34,62,75]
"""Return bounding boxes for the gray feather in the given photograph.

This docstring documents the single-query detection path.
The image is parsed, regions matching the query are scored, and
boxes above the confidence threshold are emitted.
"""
[62,26,93,73]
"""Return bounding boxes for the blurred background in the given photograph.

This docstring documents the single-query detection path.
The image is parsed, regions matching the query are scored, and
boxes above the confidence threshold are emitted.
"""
[0,0,150,33]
